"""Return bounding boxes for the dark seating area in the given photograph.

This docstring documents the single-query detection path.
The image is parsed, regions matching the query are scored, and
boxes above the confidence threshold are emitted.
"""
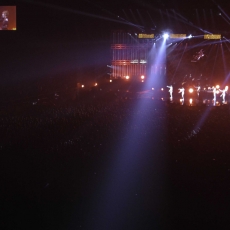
[1,83,230,229]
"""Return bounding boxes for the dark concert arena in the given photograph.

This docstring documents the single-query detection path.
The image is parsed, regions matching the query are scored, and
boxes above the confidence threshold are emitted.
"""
[2,0,230,229]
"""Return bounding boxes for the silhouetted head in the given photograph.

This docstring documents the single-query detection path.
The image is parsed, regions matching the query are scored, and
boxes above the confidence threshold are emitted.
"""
[2,11,9,18]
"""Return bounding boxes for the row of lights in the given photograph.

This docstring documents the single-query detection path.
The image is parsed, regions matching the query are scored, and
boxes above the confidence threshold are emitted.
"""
[81,83,98,88]
[163,33,193,39]
[159,85,228,93]
[80,76,147,88]
[125,75,145,80]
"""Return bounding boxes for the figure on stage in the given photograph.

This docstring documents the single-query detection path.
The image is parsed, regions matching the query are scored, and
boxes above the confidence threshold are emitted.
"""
[167,85,173,98]
[212,86,217,102]
[178,87,185,100]
[194,85,201,97]
[219,86,228,103]
[0,11,9,30]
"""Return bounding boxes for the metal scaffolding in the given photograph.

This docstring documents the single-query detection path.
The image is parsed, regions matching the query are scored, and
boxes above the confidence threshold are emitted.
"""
[111,31,153,81]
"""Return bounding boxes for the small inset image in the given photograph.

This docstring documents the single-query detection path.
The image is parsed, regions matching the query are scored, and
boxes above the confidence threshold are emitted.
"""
[0,6,16,30]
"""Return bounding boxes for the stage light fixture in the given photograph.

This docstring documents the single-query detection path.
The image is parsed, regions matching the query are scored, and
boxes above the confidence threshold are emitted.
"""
[170,34,186,38]
[125,76,130,80]
[163,33,169,39]
[189,88,194,93]
[141,75,145,79]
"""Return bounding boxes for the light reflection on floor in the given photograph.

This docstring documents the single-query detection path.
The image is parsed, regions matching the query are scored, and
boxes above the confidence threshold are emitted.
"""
[137,90,229,106]
[163,97,228,106]
[150,97,228,106]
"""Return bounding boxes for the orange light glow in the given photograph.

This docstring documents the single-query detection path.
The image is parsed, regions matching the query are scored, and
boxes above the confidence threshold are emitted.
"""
[189,88,194,93]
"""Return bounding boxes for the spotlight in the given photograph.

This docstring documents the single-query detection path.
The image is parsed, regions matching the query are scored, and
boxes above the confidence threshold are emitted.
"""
[188,34,192,39]
[141,75,145,79]
[163,33,169,39]
[125,76,130,80]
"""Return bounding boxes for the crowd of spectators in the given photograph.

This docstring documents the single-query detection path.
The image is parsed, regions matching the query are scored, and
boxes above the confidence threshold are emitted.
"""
[2,84,230,229]
[1,90,230,157]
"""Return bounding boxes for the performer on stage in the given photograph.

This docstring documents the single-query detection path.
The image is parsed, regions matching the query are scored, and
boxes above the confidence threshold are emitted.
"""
[219,86,228,103]
[178,87,185,100]
[194,85,201,97]
[212,86,217,101]
[167,85,173,98]
[0,10,9,30]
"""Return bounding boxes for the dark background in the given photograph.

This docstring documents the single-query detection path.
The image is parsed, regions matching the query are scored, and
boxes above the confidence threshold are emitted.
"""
[1,1,230,230]
[1,0,230,85]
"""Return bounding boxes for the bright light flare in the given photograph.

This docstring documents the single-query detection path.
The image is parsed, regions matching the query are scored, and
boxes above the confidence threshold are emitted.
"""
[110,79,112,82]
[141,75,145,79]
[161,88,164,91]
[163,33,169,39]
[81,85,84,88]
[94,83,98,86]
[216,85,220,89]
[125,76,130,80]
[189,98,193,104]
[189,88,194,93]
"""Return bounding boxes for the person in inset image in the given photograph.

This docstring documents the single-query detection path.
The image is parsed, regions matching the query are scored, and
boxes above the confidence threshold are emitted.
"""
[0,10,9,30]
